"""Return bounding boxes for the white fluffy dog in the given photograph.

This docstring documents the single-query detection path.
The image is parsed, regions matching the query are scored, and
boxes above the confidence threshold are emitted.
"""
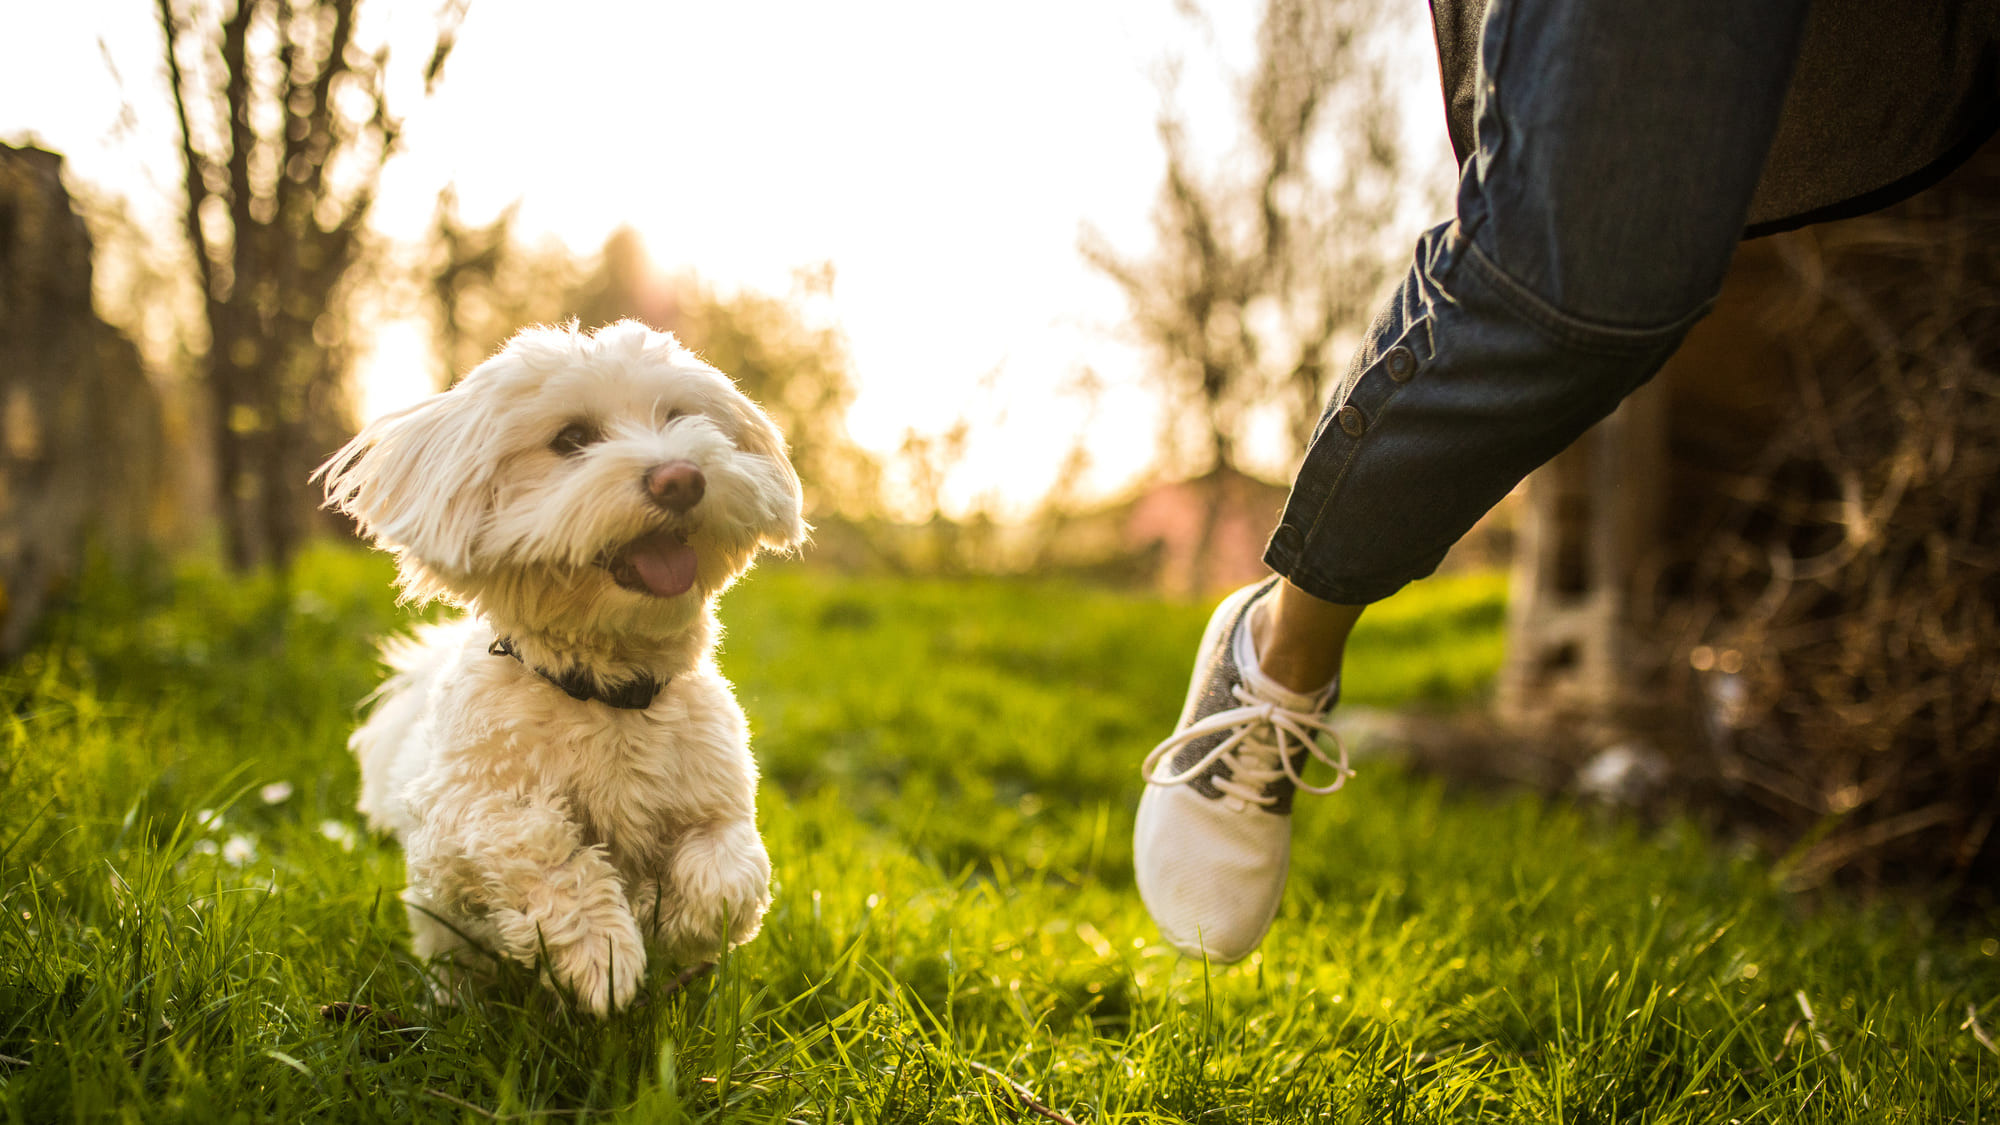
[317,320,804,1016]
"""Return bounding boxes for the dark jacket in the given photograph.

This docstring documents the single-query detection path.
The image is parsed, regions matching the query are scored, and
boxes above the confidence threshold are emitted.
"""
[1429,0,2000,236]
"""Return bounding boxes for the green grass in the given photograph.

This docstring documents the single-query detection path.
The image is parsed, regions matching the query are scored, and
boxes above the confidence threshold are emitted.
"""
[1,546,1995,1122]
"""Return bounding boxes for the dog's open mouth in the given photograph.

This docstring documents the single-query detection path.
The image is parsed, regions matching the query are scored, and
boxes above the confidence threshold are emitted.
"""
[602,528,698,598]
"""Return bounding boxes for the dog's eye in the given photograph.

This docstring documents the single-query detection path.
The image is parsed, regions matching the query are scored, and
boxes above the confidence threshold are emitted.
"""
[664,408,686,423]
[550,422,600,456]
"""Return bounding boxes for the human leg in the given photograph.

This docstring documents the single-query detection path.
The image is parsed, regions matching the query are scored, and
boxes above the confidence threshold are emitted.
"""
[1266,0,1813,606]
[1138,0,1813,961]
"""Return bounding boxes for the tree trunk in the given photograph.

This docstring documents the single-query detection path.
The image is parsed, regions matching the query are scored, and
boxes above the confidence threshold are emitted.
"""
[0,144,163,657]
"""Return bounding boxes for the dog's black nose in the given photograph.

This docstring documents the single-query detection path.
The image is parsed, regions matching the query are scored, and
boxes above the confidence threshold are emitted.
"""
[645,461,705,512]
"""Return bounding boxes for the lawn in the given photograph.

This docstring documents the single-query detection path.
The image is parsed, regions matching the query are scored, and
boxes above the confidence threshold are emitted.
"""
[1,547,1995,1122]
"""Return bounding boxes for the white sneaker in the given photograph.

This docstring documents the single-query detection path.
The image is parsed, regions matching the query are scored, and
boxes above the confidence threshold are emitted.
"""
[1134,579,1351,962]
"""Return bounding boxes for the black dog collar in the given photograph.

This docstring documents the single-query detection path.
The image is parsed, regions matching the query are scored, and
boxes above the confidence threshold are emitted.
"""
[488,637,667,710]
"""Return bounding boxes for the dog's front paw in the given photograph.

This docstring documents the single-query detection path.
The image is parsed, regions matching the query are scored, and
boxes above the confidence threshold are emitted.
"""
[655,821,772,960]
[495,906,647,1017]
[550,913,647,1017]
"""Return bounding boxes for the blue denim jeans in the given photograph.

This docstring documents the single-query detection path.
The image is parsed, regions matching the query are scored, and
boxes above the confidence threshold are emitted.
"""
[1263,0,1812,605]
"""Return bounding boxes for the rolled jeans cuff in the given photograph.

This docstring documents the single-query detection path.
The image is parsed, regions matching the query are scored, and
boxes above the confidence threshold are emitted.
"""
[1262,221,1710,606]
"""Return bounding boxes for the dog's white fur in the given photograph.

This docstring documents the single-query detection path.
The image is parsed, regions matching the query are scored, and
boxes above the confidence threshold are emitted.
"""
[317,320,804,1016]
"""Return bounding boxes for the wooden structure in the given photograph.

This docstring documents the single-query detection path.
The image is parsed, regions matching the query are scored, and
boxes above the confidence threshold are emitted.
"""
[1494,384,1668,731]
[1493,234,1797,736]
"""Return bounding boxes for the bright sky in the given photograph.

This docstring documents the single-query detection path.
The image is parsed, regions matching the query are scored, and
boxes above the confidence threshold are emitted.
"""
[2,0,1447,518]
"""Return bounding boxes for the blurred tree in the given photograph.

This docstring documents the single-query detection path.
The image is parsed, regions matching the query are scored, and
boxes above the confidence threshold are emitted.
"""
[427,190,583,381]
[1084,0,1421,590]
[0,145,162,658]
[157,0,463,570]
[427,217,879,517]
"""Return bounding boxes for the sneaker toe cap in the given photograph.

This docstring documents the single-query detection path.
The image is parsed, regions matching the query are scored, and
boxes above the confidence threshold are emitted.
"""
[1135,789,1289,964]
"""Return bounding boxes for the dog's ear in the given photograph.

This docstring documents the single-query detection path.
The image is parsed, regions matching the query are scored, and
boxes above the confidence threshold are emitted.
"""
[717,388,809,552]
[315,382,502,577]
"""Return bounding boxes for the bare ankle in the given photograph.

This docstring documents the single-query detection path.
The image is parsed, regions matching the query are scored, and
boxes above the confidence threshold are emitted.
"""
[1250,579,1362,696]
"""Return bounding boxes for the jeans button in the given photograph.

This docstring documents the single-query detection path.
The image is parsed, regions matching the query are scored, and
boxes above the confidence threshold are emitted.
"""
[1271,523,1304,557]
[1386,345,1417,382]
[1336,404,1366,438]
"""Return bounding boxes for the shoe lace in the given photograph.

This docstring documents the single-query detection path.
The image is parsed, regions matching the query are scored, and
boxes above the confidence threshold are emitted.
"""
[1140,683,1354,806]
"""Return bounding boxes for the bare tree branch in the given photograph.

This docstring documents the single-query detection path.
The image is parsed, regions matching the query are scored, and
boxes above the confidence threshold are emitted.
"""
[1082,0,1414,590]
[157,0,454,569]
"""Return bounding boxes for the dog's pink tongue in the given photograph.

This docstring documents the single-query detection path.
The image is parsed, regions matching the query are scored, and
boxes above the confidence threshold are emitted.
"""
[627,531,698,597]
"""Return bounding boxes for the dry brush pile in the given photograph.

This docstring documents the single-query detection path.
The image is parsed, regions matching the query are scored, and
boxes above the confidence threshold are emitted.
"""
[1662,156,2000,895]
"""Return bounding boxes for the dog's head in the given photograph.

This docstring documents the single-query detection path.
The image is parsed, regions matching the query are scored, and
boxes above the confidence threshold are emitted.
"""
[318,320,806,638]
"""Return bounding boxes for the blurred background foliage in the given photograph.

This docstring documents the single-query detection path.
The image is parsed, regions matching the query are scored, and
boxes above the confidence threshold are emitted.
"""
[1080,0,1426,589]
[4,0,1436,612]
